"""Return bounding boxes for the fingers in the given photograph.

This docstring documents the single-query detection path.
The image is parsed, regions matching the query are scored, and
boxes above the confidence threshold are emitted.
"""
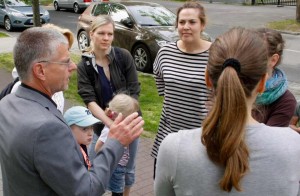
[131,121,144,140]
[108,113,144,146]
[121,112,139,125]
[113,113,124,124]
[127,116,143,129]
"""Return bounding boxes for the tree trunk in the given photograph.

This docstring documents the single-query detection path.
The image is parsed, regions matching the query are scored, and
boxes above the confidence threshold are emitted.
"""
[297,0,300,23]
[32,0,41,27]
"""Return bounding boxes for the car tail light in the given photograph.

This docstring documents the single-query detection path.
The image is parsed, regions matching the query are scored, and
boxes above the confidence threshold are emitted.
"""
[83,0,91,2]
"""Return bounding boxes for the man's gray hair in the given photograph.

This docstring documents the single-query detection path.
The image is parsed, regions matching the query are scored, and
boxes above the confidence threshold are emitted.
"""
[13,27,68,81]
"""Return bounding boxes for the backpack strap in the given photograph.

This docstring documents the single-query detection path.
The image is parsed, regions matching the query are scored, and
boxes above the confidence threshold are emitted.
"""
[83,48,125,85]
[82,56,96,86]
[0,77,19,100]
[112,47,126,76]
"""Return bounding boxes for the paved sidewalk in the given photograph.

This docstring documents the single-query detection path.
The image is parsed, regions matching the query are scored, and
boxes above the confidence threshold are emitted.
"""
[103,137,155,196]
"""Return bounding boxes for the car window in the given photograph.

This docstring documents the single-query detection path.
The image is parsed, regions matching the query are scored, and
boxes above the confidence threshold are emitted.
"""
[92,3,110,17]
[110,4,130,23]
[127,5,176,26]
[5,0,27,6]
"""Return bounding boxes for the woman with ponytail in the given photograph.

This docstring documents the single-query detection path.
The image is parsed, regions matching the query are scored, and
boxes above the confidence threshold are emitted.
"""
[154,27,300,195]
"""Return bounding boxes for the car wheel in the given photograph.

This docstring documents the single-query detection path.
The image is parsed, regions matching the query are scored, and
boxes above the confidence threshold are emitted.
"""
[132,44,152,72]
[4,17,13,31]
[73,3,80,13]
[78,31,90,51]
[54,1,60,11]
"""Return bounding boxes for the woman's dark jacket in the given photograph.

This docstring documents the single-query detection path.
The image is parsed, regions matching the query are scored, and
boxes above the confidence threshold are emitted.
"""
[77,47,140,110]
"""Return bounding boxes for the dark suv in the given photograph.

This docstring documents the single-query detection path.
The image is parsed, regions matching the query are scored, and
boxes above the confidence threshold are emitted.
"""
[76,1,178,72]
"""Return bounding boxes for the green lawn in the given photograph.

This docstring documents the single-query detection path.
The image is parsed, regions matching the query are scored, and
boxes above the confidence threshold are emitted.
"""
[0,52,162,135]
[40,0,53,6]
[267,19,300,32]
[0,32,8,38]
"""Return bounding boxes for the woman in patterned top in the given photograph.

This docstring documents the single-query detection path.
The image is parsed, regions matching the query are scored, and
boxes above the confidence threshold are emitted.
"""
[151,1,212,176]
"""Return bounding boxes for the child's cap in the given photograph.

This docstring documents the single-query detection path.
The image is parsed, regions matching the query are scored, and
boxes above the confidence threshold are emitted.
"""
[64,106,100,127]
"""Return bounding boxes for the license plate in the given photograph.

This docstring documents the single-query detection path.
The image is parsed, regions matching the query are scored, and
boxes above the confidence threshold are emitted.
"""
[30,19,42,23]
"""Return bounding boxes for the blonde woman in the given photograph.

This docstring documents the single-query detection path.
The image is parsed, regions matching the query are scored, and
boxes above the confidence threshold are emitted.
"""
[77,15,141,196]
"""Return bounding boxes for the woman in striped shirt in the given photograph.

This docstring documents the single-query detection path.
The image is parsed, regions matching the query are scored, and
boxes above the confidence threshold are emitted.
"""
[151,1,212,176]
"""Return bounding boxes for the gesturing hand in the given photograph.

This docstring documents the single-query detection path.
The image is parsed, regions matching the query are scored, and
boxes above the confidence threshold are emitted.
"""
[108,112,144,146]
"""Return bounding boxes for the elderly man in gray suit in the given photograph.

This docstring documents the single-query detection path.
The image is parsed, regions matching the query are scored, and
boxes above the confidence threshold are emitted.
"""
[0,27,144,195]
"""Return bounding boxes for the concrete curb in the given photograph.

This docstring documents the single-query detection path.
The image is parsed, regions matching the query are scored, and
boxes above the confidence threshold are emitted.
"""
[279,30,300,35]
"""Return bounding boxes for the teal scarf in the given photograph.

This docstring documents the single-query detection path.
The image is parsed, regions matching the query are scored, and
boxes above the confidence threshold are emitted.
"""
[255,68,288,105]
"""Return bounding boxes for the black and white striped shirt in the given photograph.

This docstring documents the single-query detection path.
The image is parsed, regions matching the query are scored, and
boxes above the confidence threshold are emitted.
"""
[151,42,211,158]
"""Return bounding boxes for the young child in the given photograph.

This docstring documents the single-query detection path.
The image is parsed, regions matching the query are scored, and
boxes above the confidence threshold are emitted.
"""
[64,106,100,170]
[95,94,140,196]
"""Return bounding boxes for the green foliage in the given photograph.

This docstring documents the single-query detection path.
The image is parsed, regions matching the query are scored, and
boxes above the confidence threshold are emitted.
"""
[267,19,300,32]
[0,52,162,135]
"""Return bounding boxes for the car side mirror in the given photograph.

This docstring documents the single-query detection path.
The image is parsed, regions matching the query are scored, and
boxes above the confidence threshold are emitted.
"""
[121,18,133,28]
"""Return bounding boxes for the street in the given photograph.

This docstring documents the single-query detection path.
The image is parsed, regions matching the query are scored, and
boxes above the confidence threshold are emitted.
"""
[0,1,299,82]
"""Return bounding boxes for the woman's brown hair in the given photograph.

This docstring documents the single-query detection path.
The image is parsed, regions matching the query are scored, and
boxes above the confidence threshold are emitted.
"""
[201,27,268,192]
[256,28,285,67]
[176,1,206,28]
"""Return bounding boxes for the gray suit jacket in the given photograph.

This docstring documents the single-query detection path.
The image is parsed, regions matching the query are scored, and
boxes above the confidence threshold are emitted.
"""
[0,85,123,196]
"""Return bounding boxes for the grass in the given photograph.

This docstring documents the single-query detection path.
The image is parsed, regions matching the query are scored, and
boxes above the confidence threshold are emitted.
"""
[267,19,300,32]
[39,0,53,6]
[0,32,8,38]
[0,52,162,135]
[139,73,163,133]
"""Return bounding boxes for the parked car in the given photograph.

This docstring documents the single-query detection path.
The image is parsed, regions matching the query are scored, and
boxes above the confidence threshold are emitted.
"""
[53,0,96,14]
[0,0,50,31]
[77,1,179,72]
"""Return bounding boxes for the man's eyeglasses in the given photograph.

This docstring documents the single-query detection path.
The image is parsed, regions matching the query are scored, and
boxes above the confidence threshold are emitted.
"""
[38,60,74,68]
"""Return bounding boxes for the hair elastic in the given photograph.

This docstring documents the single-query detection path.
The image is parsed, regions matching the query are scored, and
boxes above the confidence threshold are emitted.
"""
[222,58,241,73]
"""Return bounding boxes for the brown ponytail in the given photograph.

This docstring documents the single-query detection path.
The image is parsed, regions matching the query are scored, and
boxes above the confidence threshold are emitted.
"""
[201,27,268,192]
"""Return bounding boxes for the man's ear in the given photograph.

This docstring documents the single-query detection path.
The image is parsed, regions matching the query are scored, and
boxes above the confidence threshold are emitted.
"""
[257,73,268,93]
[32,62,46,81]
[205,68,212,89]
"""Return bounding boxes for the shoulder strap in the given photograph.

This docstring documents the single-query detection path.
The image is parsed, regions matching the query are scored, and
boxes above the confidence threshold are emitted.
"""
[0,77,19,100]
[83,57,95,86]
[113,47,126,76]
